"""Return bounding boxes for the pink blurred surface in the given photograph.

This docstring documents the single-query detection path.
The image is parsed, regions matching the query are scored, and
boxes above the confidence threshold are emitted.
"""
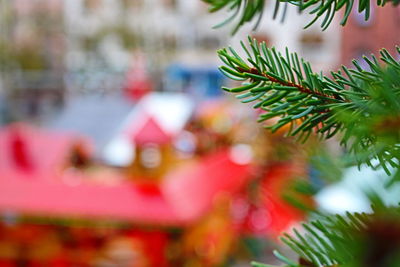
[0,125,251,225]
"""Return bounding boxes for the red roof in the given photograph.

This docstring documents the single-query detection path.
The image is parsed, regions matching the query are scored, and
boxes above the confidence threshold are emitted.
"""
[0,125,251,225]
[163,150,252,221]
[0,124,92,176]
[0,169,181,224]
[128,116,172,145]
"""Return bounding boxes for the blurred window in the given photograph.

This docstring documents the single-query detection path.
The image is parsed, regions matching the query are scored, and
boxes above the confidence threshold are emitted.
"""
[300,33,324,61]
[122,0,142,9]
[163,0,177,10]
[352,5,375,27]
[83,0,101,13]
[200,35,221,50]
[164,34,177,50]
[140,144,162,169]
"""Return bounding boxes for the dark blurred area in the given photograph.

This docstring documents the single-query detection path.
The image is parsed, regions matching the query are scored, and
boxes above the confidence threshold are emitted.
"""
[0,0,398,266]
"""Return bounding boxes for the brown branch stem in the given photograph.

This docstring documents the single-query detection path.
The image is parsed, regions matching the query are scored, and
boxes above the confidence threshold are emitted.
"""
[240,67,338,101]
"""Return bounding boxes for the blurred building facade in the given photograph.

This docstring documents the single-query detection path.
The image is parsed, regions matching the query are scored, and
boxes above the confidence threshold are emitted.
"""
[0,0,345,124]
[64,0,228,71]
[0,0,66,122]
[229,3,342,72]
[62,0,231,98]
[341,4,400,65]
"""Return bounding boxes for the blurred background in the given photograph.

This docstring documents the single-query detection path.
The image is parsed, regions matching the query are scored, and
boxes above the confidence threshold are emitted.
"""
[0,0,399,266]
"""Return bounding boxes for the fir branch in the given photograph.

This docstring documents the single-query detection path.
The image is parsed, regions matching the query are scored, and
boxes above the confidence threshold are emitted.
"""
[202,0,265,34]
[203,0,399,32]
[254,208,400,267]
[218,37,345,139]
[236,67,337,101]
[219,37,400,169]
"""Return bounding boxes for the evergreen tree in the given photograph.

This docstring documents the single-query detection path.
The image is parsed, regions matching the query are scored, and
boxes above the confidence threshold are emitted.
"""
[203,0,400,266]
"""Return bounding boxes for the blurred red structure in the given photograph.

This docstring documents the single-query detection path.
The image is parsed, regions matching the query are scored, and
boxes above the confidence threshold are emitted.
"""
[0,117,309,265]
[0,123,255,265]
[0,124,92,175]
[341,5,400,64]
[127,115,172,145]
[124,54,153,101]
[234,163,309,238]
[260,163,309,237]
[0,124,251,225]
[9,127,33,172]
